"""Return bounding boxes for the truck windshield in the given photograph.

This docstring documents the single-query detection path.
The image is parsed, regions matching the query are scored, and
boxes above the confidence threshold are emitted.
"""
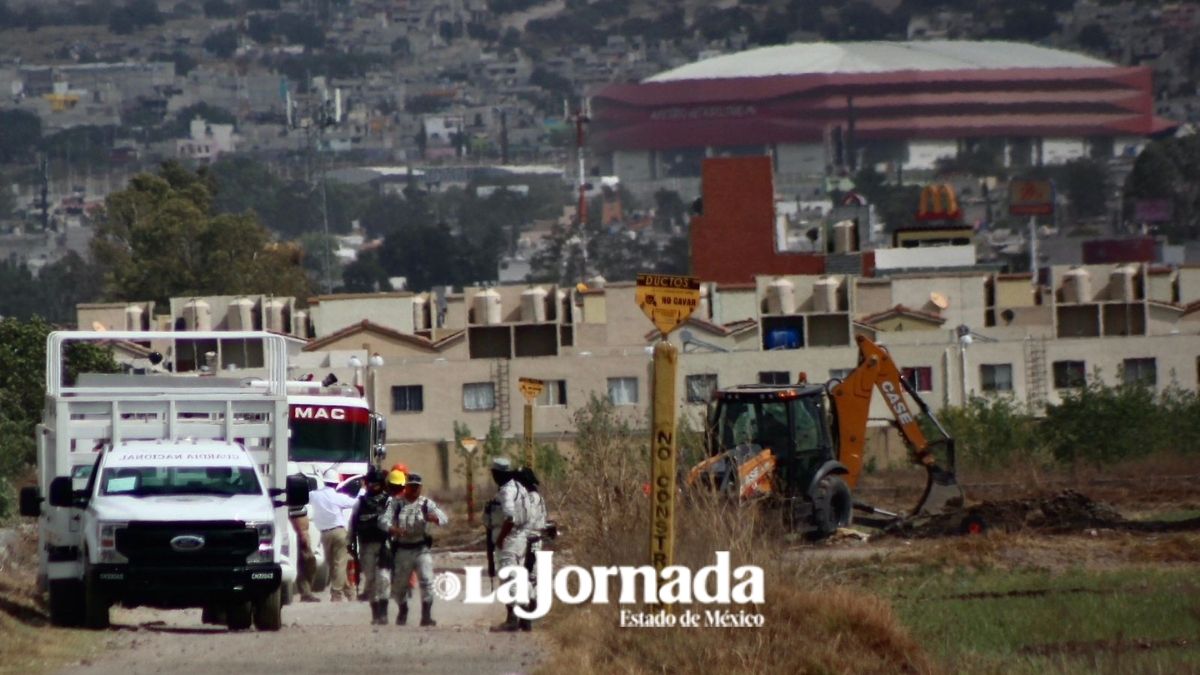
[289,419,370,463]
[100,466,261,497]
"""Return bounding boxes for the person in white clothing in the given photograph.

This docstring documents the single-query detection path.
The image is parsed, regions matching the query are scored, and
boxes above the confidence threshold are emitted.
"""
[308,468,358,601]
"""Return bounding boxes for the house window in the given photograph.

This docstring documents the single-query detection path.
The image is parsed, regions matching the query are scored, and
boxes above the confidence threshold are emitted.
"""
[1123,358,1157,386]
[758,371,790,385]
[901,366,933,392]
[391,385,424,412]
[1053,360,1086,389]
[829,368,854,381]
[608,377,639,405]
[980,364,1013,392]
[462,382,495,411]
[685,374,719,403]
[535,380,568,406]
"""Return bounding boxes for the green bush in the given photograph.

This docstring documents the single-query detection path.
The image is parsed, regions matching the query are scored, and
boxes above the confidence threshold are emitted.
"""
[938,395,1045,471]
[1043,377,1184,468]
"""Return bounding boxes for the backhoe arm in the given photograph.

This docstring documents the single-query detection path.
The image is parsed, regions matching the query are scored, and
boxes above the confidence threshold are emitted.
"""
[830,335,962,516]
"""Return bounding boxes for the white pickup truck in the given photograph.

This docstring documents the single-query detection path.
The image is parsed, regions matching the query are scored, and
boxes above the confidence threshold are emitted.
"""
[19,331,308,630]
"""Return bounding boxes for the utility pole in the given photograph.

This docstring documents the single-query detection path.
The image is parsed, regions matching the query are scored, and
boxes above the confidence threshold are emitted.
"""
[288,80,342,295]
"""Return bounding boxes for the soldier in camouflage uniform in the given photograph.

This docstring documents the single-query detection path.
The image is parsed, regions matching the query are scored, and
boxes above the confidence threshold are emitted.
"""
[486,457,529,632]
[379,473,447,627]
[515,467,546,632]
[348,467,392,625]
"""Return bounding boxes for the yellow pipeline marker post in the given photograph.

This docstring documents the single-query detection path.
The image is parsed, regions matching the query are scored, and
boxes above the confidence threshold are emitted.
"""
[461,436,478,524]
[635,273,699,577]
[518,377,544,469]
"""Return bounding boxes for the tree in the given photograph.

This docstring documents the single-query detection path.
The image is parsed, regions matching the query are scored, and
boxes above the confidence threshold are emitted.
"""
[202,0,235,18]
[378,221,465,291]
[203,27,239,58]
[0,110,42,163]
[91,161,312,304]
[652,189,687,231]
[1078,23,1110,54]
[342,250,393,293]
[1058,158,1109,219]
[0,317,117,518]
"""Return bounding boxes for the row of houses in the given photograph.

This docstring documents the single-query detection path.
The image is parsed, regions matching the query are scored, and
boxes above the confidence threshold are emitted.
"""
[78,261,1200,489]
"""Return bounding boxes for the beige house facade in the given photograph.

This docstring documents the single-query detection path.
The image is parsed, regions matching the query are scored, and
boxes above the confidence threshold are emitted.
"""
[77,264,1200,491]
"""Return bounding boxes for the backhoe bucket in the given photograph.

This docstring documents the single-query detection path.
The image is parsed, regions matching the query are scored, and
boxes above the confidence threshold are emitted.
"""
[913,465,964,517]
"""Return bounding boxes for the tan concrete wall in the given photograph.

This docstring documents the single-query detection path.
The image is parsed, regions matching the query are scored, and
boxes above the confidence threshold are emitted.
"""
[581,293,606,324]
[995,278,1037,307]
[312,295,415,337]
[602,284,655,347]
[891,274,988,329]
[77,303,136,331]
[1180,268,1200,304]
[1147,272,1175,304]
[853,280,892,317]
[872,316,941,332]
[712,287,758,324]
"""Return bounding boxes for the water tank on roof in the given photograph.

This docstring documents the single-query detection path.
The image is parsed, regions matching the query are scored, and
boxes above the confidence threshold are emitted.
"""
[228,297,254,330]
[1062,267,1091,304]
[521,287,548,323]
[124,303,144,331]
[1109,265,1137,302]
[413,294,429,331]
[182,299,211,331]
[586,274,606,290]
[291,309,308,338]
[474,289,502,325]
[833,220,856,253]
[263,298,288,333]
[813,277,839,313]
[767,278,796,315]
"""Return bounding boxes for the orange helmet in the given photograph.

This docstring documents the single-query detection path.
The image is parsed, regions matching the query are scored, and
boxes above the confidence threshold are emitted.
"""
[391,463,409,474]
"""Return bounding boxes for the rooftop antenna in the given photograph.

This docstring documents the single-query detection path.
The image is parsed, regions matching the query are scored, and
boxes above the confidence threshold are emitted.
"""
[570,96,591,282]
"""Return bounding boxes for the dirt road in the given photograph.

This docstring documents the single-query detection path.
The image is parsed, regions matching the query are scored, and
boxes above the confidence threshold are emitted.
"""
[53,553,543,675]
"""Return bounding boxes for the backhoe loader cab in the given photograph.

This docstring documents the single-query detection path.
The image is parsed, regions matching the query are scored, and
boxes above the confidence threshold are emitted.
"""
[695,384,853,535]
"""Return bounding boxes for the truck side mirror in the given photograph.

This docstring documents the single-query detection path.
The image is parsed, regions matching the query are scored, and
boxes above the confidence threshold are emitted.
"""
[286,474,310,507]
[19,486,41,517]
[372,413,387,461]
[48,476,74,508]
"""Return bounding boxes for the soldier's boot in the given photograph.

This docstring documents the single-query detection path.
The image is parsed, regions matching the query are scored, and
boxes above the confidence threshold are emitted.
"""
[420,600,436,627]
[371,600,386,625]
[490,605,519,632]
[518,601,533,631]
[396,601,409,626]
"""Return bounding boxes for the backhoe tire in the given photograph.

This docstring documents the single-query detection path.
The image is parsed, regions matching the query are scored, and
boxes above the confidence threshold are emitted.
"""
[811,475,853,538]
[48,579,84,627]
[252,589,283,631]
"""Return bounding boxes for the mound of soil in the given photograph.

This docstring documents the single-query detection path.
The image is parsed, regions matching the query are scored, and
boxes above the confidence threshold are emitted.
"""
[901,490,1125,537]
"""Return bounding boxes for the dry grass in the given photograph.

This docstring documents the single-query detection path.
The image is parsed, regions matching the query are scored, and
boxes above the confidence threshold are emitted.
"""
[536,399,935,675]
[0,523,99,674]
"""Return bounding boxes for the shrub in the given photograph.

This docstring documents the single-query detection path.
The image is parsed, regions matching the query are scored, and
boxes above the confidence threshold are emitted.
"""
[938,395,1046,471]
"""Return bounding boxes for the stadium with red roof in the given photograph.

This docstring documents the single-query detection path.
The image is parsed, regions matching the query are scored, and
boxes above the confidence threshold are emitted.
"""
[591,41,1176,181]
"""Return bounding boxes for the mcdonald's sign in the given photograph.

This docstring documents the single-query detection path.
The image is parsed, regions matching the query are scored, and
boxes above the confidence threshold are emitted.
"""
[916,183,961,222]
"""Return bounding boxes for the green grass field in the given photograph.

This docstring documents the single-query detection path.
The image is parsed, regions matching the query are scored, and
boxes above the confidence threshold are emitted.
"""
[868,564,1200,673]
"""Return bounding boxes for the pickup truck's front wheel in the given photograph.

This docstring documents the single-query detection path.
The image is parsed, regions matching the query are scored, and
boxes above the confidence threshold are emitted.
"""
[226,601,253,631]
[48,579,84,627]
[253,588,282,631]
[83,571,110,629]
